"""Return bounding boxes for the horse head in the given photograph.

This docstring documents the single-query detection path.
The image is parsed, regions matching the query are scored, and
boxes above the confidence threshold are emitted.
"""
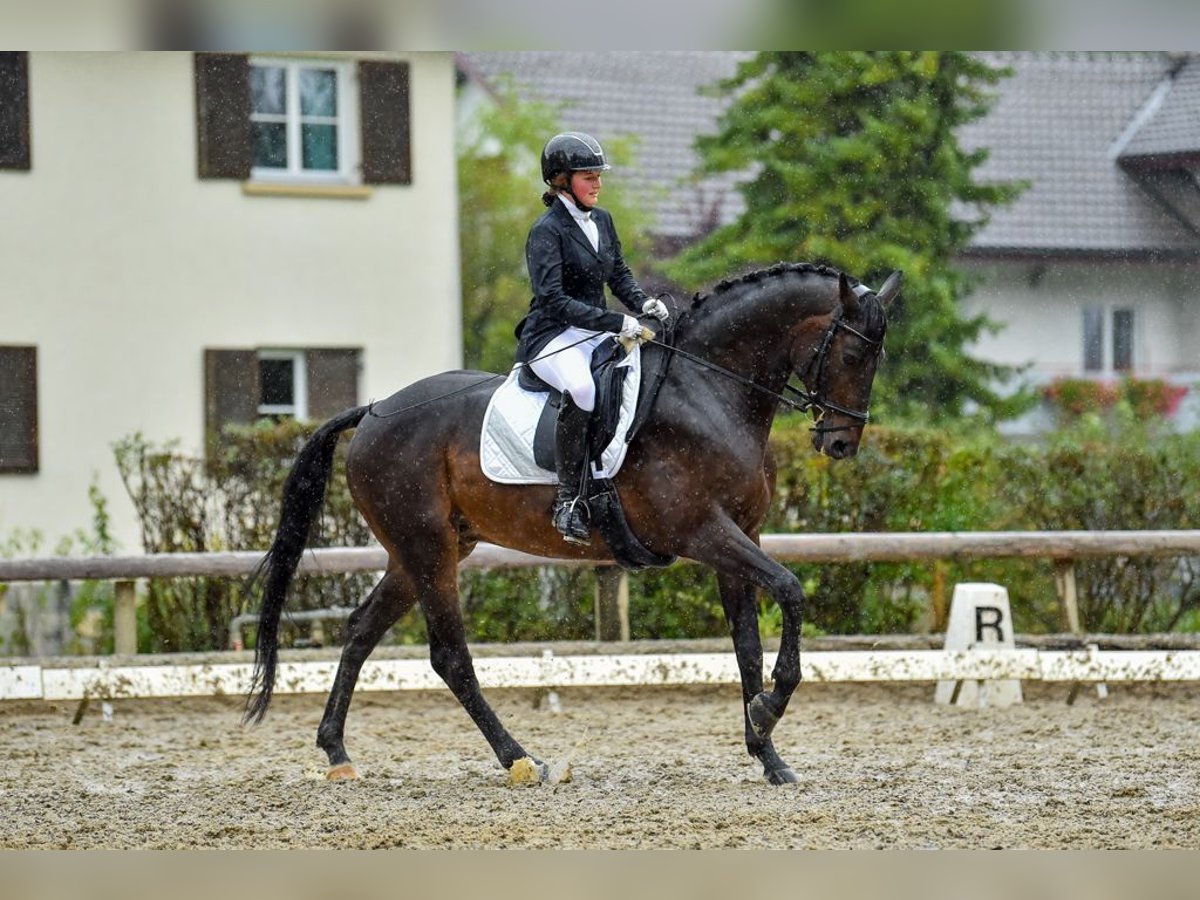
[797,270,899,459]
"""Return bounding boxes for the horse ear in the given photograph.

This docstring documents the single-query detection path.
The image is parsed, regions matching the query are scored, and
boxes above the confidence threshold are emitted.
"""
[838,272,859,315]
[877,271,903,308]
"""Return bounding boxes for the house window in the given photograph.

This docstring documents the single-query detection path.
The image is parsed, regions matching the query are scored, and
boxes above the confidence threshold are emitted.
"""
[204,347,361,456]
[1083,306,1104,372]
[256,350,308,420]
[249,58,357,183]
[1082,305,1136,373]
[1112,308,1134,372]
[0,52,31,171]
[195,54,411,185]
[0,346,38,474]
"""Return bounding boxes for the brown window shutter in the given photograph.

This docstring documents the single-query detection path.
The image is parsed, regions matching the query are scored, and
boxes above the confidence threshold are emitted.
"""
[204,348,259,457]
[0,52,31,171]
[0,346,37,473]
[306,349,361,420]
[194,52,250,180]
[359,59,411,185]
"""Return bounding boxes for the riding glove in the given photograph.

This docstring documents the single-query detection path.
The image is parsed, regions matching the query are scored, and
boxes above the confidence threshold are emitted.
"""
[619,315,644,339]
[642,298,670,321]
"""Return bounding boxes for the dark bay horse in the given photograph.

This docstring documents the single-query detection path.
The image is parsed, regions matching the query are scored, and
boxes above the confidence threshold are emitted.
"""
[246,263,898,785]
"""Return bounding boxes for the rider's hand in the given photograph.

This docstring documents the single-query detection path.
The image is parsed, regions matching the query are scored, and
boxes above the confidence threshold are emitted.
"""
[641,297,669,321]
[620,315,644,340]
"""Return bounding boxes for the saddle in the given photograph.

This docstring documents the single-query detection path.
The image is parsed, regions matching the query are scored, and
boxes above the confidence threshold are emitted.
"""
[481,328,678,571]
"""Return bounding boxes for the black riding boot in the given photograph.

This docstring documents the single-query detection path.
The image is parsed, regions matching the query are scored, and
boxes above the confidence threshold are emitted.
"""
[552,392,591,545]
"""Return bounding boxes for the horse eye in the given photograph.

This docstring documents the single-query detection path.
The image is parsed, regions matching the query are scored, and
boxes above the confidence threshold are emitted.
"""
[842,351,862,366]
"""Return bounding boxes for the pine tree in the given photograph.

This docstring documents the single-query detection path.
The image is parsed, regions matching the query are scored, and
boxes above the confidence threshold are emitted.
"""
[665,51,1030,424]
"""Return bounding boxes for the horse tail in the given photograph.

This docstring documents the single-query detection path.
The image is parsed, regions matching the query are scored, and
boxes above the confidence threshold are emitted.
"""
[244,405,369,724]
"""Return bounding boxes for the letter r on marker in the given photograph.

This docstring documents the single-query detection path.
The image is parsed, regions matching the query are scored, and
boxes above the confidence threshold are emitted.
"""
[976,606,1005,643]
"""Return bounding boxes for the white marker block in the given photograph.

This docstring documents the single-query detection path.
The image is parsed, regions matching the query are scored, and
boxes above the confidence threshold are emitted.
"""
[934,583,1023,708]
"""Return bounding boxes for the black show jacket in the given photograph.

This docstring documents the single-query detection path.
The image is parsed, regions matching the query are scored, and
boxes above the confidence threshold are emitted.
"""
[515,199,648,364]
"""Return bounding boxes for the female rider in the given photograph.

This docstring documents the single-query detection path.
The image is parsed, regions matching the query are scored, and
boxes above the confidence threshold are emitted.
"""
[514,131,669,545]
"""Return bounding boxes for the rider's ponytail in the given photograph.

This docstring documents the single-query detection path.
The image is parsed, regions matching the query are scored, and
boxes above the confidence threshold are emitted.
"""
[542,172,569,207]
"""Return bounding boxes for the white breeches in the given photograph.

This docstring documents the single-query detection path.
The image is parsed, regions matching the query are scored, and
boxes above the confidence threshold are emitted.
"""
[527,326,611,412]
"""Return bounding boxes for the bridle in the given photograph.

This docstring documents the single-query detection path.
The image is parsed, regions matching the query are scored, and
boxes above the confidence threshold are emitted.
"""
[788,305,883,434]
[647,302,884,436]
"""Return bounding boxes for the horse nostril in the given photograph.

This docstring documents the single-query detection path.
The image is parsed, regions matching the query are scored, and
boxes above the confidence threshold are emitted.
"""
[830,439,848,458]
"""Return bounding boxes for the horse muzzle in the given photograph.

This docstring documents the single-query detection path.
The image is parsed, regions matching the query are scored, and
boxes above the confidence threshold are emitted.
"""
[812,426,861,459]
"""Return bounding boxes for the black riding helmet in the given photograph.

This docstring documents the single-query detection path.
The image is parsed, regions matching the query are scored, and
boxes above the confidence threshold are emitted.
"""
[541,132,611,185]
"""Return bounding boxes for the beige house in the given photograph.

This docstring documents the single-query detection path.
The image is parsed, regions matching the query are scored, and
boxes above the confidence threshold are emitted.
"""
[0,51,462,554]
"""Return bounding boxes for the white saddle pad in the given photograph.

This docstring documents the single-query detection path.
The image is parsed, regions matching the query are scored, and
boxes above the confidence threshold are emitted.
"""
[480,344,642,485]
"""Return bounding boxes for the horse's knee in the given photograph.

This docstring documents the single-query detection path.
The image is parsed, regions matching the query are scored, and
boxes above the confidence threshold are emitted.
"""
[429,642,454,679]
[429,642,475,689]
[766,571,805,615]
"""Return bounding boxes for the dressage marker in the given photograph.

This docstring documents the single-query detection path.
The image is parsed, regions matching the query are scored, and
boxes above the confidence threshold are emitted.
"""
[935,583,1022,708]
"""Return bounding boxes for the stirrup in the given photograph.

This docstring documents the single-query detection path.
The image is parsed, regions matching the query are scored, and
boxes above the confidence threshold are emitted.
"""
[552,496,591,545]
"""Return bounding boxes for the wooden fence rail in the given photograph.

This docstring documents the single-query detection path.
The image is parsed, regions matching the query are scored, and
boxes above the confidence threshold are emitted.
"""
[3,531,1199,655]
[3,530,1200,583]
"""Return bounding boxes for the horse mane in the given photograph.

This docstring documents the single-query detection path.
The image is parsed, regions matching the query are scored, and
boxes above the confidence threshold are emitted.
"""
[688,262,862,309]
[682,261,886,340]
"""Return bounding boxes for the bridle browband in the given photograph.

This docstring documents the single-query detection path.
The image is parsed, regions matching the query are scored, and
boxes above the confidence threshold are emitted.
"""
[647,302,883,436]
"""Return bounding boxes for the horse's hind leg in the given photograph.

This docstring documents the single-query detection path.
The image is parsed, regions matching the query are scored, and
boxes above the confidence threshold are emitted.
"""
[410,533,539,776]
[716,572,798,785]
[317,568,414,779]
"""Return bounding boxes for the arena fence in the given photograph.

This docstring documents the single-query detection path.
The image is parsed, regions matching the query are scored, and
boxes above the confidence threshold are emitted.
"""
[2,531,1200,701]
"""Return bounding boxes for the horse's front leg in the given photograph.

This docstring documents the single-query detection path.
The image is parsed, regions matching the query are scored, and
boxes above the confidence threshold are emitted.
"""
[716,571,798,785]
[689,513,806,780]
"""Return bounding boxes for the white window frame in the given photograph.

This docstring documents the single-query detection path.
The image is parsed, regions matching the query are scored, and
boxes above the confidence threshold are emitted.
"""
[257,349,308,420]
[249,57,360,185]
[1082,304,1138,374]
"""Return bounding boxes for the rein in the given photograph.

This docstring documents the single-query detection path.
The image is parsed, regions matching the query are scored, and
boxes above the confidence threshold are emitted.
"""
[646,306,882,435]
[365,301,881,435]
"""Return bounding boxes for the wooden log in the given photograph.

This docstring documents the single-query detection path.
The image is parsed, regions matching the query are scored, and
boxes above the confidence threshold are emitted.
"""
[1,530,1199,583]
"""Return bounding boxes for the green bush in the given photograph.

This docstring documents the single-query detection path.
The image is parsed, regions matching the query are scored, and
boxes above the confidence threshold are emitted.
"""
[621,416,1200,638]
[115,422,376,653]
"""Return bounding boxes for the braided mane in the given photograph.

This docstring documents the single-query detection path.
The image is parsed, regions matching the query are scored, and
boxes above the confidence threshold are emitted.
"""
[689,262,862,309]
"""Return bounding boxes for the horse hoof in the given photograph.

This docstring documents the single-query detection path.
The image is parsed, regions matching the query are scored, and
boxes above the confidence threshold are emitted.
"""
[747,693,780,739]
[508,756,547,785]
[326,763,361,781]
[765,766,799,785]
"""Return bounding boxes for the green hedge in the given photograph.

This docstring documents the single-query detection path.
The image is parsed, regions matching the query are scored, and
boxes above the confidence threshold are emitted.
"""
[115,423,376,652]
[114,416,1200,651]
[627,415,1200,638]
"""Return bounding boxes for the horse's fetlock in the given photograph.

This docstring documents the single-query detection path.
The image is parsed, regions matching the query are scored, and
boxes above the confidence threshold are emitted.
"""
[747,692,781,739]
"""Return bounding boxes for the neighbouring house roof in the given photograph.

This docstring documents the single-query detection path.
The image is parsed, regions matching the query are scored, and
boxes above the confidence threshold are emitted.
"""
[461,51,1200,257]
[963,51,1200,255]
[1119,55,1200,161]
